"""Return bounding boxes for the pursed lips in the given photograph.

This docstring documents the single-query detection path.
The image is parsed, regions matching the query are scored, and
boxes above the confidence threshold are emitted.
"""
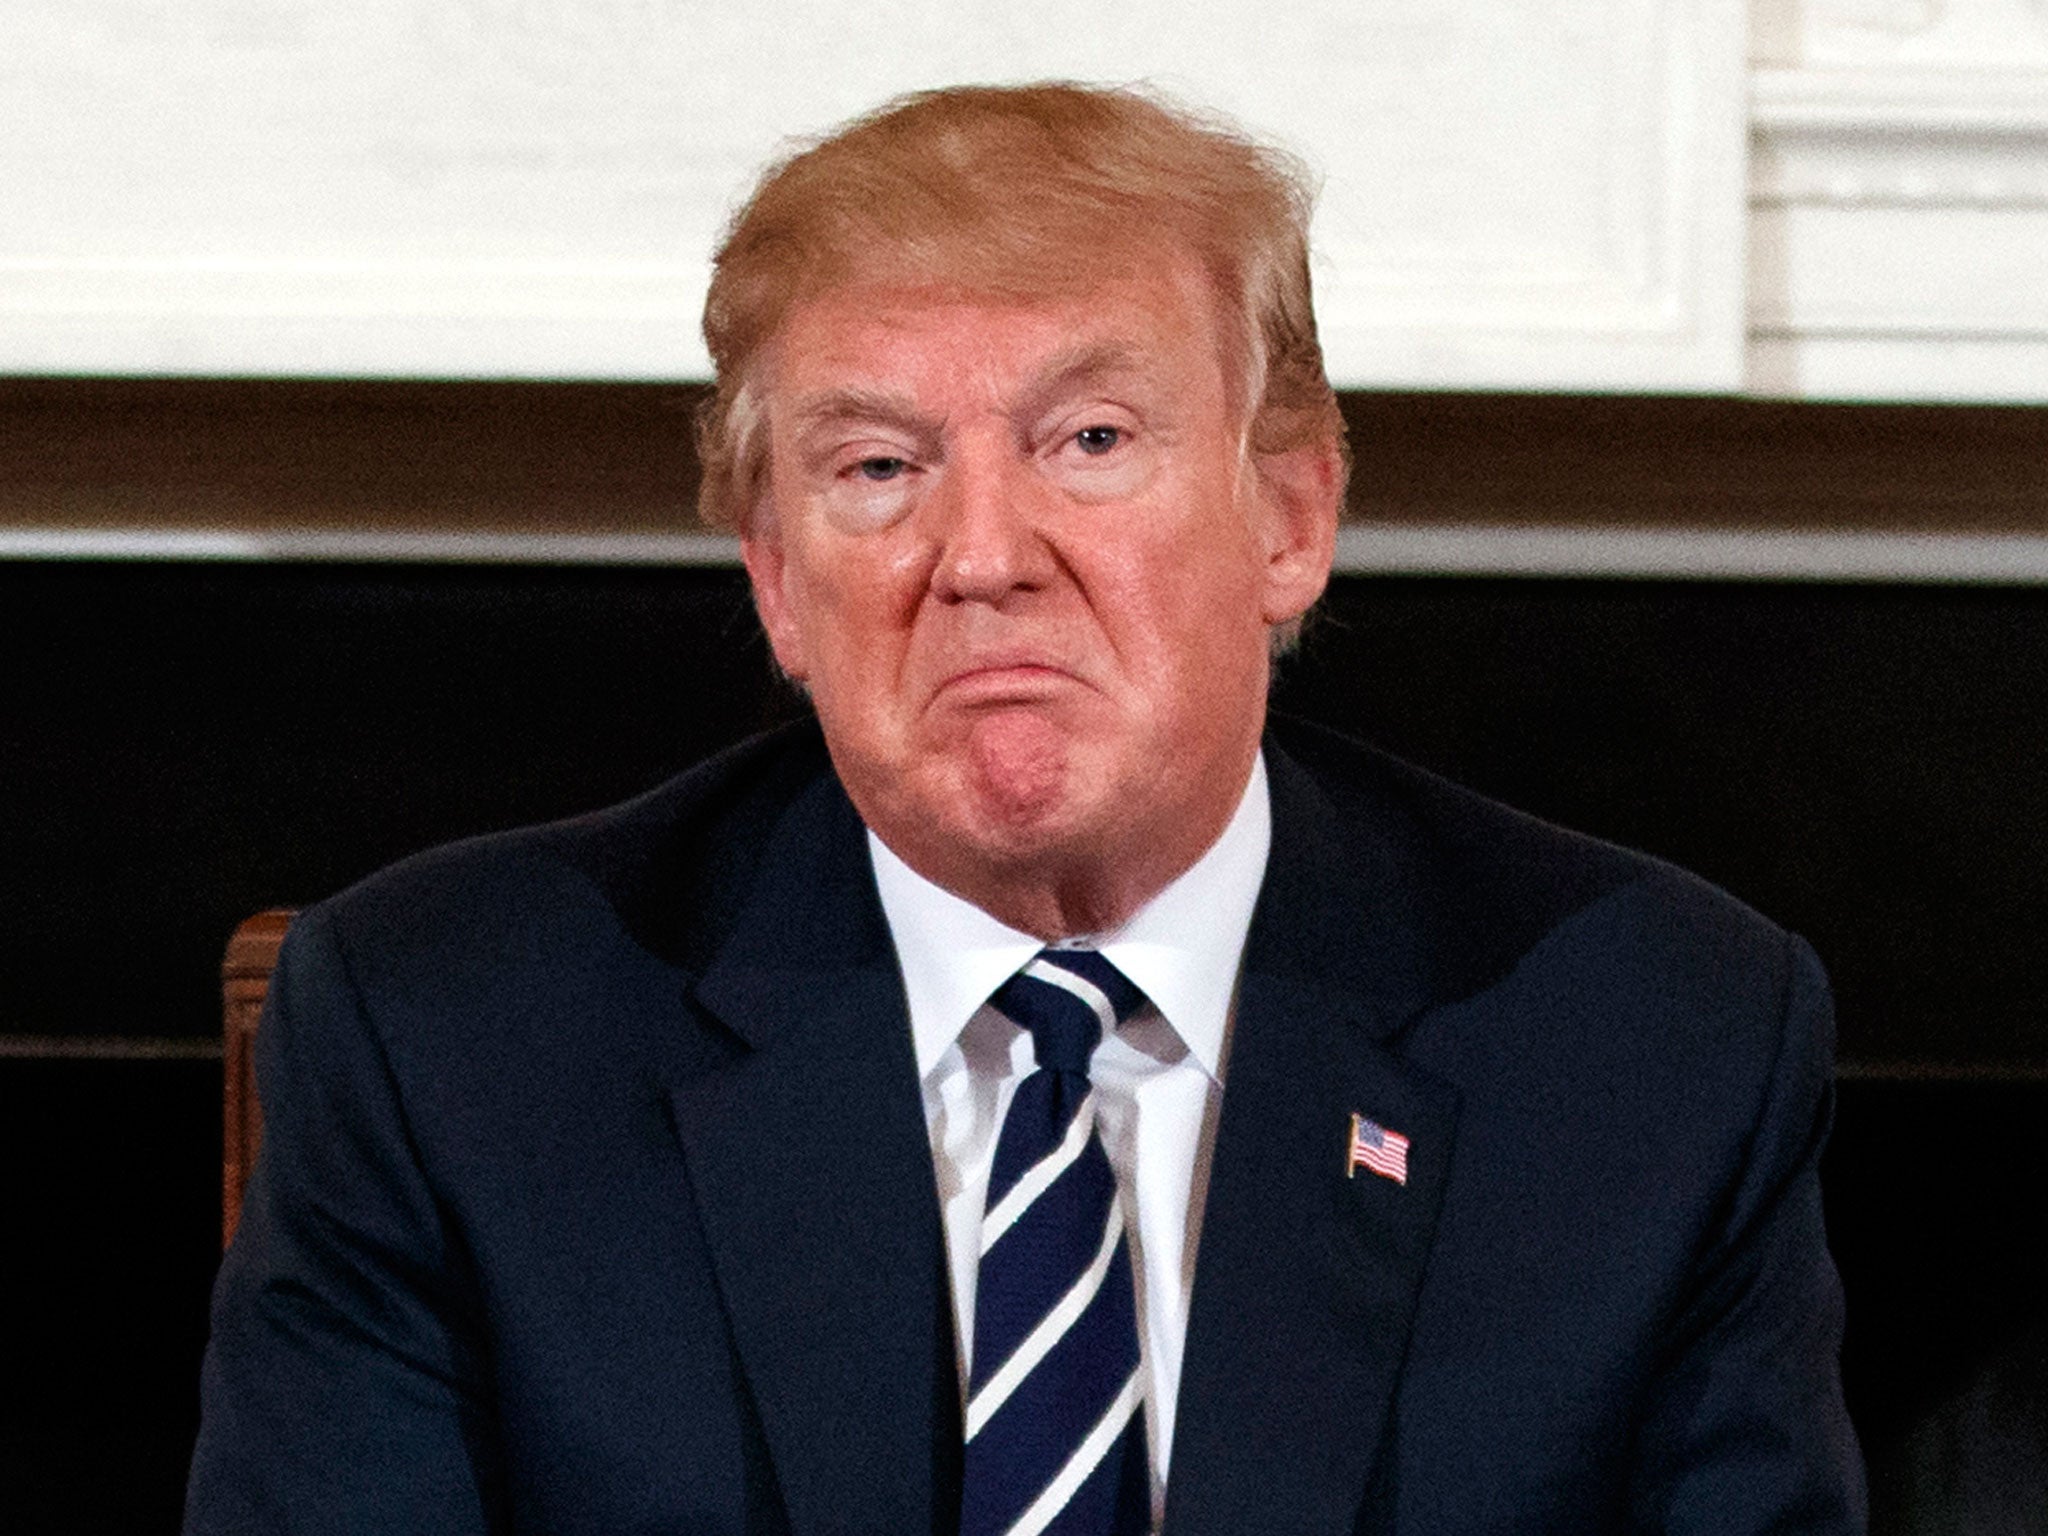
[929,655,1089,706]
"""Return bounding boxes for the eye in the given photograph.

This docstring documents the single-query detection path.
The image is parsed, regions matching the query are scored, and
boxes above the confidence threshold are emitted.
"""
[1073,425,1122,456]
[856,456,908,481]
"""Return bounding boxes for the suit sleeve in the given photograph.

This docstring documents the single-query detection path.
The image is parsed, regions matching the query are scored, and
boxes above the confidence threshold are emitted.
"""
[185,904,507,1534]
[1625,932,1867,1534]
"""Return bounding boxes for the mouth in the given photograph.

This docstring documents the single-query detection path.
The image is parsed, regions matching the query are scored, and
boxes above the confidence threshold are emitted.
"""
[932,659,1081,706]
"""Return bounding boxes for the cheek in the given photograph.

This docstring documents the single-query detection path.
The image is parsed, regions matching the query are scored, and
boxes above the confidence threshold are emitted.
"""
[787,535,931,681]
[1106,518,1267,655]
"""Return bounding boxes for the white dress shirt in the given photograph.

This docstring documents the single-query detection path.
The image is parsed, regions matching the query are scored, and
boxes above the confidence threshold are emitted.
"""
[867,754,1271,1523]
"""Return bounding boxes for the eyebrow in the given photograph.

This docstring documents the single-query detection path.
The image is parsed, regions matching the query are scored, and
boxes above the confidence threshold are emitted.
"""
[780,338,1158,452]
[1012,340,1152,423]
[786,386,932,441]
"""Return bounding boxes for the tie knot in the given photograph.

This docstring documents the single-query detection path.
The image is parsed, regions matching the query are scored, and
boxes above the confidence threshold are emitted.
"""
[989,950,1147,1077]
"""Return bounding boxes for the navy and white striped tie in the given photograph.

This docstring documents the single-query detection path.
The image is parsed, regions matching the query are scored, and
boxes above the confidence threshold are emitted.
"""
[960,949,1152,1536]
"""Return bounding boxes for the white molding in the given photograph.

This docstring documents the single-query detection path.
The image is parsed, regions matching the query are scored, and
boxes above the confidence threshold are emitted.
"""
[0,528,742,565]
[1327,528,2048,581]
[1750,203,2048,334]
[1752,65,2048,138]
[1335,524,2048,582]
[1751,66,2048,207]
[1749,0,2048,74]
[1308,0,1751,391]
[1746,61,2048,398]
[16,524,2048,586]
[1747,331,2048,399]
[0,260,704,379]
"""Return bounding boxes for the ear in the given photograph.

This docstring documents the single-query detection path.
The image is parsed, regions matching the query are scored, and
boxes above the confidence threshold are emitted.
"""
[1250,438,1341,627]
[740,515,812,683]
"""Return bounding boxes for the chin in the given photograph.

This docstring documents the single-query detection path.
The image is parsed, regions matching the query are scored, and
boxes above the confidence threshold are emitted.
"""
[959,715,1130,839]
[891,764,1106,882]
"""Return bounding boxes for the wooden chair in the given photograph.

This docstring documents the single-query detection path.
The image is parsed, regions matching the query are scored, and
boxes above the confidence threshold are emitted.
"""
[221,909,295,1248]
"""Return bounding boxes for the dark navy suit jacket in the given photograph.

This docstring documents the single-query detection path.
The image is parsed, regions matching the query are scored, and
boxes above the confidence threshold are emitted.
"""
[187,718,1864,1533]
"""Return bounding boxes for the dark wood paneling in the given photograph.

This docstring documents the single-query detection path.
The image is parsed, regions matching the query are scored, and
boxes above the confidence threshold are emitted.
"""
[0,378,705,534]
[1337,392,2048,531]
[5,379,2045,535]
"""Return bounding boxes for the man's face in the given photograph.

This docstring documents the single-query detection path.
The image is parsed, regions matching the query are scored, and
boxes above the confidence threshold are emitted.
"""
[741,255,1335,931]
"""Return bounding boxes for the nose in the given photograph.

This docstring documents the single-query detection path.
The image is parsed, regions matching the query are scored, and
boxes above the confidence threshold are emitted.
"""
[925,439,1051,606]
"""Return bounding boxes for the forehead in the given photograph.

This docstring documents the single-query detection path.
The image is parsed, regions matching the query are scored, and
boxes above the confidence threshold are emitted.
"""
[760,258,1232,419]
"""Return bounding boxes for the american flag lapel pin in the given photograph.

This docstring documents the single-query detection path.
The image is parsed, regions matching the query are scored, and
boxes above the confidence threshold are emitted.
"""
[1348,1111,1411,1186]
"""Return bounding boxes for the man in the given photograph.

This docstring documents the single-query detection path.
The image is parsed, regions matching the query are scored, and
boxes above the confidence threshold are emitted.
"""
[188,83,1864,1533]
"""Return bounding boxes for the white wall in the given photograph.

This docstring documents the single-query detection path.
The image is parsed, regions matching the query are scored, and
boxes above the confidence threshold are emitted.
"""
[3,0,2041,398]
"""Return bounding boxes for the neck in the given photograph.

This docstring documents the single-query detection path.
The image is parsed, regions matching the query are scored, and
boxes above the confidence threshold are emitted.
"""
[944,859,1170,943]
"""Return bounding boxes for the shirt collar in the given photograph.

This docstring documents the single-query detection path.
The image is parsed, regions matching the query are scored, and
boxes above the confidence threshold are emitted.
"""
[870,752,1271,1084]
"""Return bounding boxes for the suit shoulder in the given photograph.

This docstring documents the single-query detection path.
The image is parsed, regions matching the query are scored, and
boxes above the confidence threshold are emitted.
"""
[1267,715,1807,1012]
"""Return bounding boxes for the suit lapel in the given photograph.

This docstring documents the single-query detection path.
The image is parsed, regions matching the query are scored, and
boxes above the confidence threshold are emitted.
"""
[667,770,959,1536]
[1165,740,1462,1536]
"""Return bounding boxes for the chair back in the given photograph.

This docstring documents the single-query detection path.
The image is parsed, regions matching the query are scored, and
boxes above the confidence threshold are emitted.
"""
[221,909,295,1247]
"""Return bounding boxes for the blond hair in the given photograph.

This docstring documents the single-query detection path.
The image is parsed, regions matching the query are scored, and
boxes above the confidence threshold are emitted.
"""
[695,81,1345,532]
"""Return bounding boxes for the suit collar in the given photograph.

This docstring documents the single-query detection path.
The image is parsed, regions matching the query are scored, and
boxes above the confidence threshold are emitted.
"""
[1243,731,1433,1044]
[691,764,898,1048]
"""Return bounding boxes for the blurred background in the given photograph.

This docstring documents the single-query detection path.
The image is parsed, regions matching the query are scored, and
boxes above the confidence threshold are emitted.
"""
[4,2,2046,1530]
